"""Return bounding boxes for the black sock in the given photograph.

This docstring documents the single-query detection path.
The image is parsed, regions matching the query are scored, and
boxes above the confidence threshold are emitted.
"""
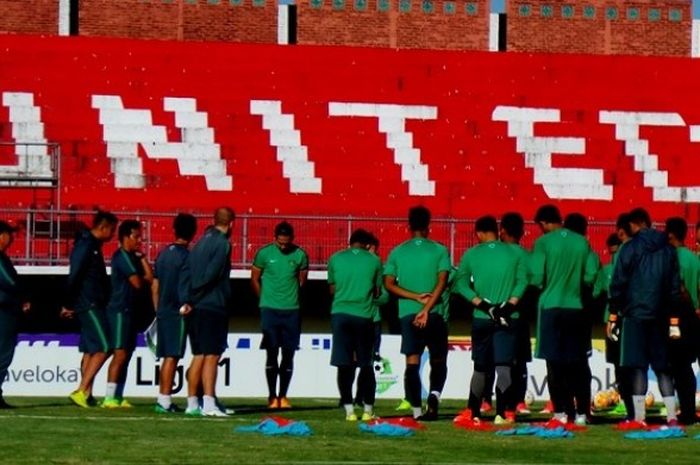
[614,365,624,397]
[265,349,279,399]
[547,361,567,414]
[468,391,481,418]
[483,369,495,405]
[572,361,591,416]
[671,361,696,421]
[278,349,295,398]
[513,362,528,405]
[561,364,575,419]
[373,322,382,356]
[429,358,447,394]
[337,366,355,405]
[495,388,510,417]
[495,365,513,416]
[618,367,634,419]
[358,366,376,405]
[404,364,421,408]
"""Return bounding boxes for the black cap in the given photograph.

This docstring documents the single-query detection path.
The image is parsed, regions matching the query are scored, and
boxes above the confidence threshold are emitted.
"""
[0,221,17,235]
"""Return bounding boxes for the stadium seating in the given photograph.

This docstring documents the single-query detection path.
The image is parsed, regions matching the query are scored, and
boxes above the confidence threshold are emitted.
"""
[1,35,700,266]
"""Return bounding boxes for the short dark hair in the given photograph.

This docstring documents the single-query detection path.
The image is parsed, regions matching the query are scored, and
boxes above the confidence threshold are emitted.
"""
[92,210,118,228]
[408,206,431,231]
[214,207,235,227]
[534,204,562,224]
[475,215,498,234]
[665,217,687,242]
[606,233,622,248]
[173,213,197,242]
[564,213,587,236]
[500,212,524,241]
[118,220,141,242]
[628,208,651,227]
[616,213,631,233]
[0,221,17,235]
[274,221,294,238]
[367,233,379,249]
[349,228,372,245]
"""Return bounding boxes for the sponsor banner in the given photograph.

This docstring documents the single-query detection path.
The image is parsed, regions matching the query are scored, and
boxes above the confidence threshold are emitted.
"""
[4,333,696,399]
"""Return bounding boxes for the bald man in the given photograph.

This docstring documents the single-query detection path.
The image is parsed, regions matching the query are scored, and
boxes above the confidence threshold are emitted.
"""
[184,207,235,417]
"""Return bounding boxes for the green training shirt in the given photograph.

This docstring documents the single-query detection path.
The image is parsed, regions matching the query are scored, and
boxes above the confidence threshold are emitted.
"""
[455,240,528,320]
[328,247,383,319]
[531,228,598,310]
[508,243,533,285]
[677,246,700,309]
[383,237,451,319]
[594,242,627,322]
[440,266,457,323]
[371,264,390,323]
[253,243,309,310]
[594,260,614,322]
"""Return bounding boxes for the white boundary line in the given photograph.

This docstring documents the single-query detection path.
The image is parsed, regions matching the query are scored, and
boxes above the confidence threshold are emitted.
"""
[0,414,244,422]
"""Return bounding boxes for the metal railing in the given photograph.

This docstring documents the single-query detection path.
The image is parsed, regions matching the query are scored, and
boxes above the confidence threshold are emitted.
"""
[0,208,620,269]
[0,142,60,188]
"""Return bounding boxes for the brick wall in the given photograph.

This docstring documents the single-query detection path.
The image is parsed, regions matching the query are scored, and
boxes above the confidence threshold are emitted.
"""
[507,0,692,56]
[297,0,489,50]
[0,0,58,35]
[79,0,277,43]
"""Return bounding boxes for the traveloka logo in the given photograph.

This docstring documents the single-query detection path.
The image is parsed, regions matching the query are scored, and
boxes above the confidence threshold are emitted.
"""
[374,357,399,394]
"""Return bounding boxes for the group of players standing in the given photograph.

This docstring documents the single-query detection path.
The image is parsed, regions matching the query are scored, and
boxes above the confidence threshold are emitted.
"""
[369,205,698,428]
[0,204,697,428]
[316,204,699,427]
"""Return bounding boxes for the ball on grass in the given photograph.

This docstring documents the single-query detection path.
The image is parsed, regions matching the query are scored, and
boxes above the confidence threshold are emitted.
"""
[645,392,655,408]
[593,391,610,410]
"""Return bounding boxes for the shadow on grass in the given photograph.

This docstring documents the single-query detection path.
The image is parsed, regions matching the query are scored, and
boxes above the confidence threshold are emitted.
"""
[230,404,338,415]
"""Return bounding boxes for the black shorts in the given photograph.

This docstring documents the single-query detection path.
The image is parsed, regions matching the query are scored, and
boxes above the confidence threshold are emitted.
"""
[156,316,187,359]
[399,313,448,359]
[106,311,137,351]
[188,309,201,355]
[191,309,229,356]
[515,317,532,363]
[260,308,301,351]
[77,308,110,354]
[606,337,621,366]
[535,308,589,363]
[619,317,668,371]
[471,318,517,367]
[330,313,374,367]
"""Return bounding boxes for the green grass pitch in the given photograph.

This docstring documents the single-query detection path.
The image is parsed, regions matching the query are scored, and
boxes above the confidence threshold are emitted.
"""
[0,398,698,465]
